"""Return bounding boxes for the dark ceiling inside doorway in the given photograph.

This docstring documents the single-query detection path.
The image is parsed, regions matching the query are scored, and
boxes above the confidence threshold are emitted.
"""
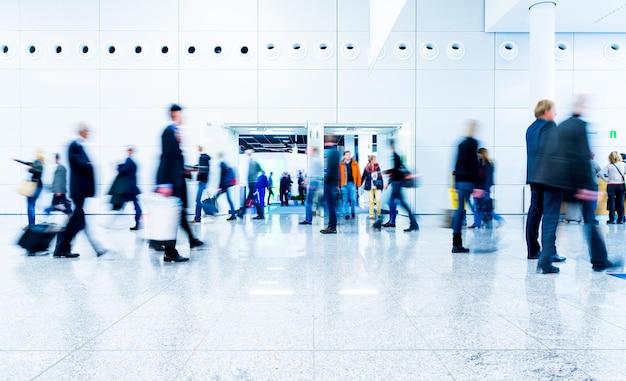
[238,134,346,153]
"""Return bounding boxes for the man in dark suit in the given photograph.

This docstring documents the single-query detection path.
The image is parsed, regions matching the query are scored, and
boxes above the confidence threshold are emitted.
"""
[118,147,142,230]
[190,145,210,223]
[154,104,203,262]
[525,99,565,263]
[54,124,101,258]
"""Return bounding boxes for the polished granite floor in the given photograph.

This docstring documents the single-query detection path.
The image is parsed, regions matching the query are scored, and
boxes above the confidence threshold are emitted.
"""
[2,208,626,380]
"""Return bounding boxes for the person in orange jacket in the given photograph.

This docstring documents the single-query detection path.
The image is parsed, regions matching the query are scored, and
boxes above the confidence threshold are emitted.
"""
[339,150,362,220]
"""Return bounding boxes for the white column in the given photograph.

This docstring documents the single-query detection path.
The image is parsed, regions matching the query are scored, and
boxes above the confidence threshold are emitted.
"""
[529,1,556,107]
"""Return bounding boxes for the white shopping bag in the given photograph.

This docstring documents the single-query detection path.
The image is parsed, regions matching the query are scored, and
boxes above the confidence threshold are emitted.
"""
[141,193,182,241]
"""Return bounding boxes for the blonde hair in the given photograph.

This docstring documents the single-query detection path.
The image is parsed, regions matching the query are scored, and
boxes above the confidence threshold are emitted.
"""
[367,154,376,162]
[534,99,554,118]
[478,147,492,165]
[609,151,622,164]
[36,149,45,163]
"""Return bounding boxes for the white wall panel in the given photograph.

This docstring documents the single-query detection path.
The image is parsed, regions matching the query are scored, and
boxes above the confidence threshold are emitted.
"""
[21,112,99,148]
[180,70,257,109]
[178,32,257,70]
[585,109,626,152]
[574,33,626,70]
[337,0,416,32]
[180,0,258,31]
[21,70,99,108]
[185,108,258,126]
[572,71,626,109]
[0,109,20,146]
[494,109,533,147]
[258,0,336,31]
[20,108,100,148]
[100,0,178,31]
[417,32,494,70]
[258,108,336,124]
[417,70,494,108]
[259,70,336,108]
[554,71,575,111]
[417,185,451,214]
[19,31,99,70]
[492,146,526,185]
[99,32,177,70]
[258,32,337,70]
[99,108,169,147]
[0,0,19,30]
[417,0,484,32]
[100,70,178,108]
[492,185,524,214]
[20,0,99,31]
[494,33,528,70]
[338,70,415,108]
[494,70,529,108]
[415,109,494,148]
[0,70,20,107]
[337,108,414,124]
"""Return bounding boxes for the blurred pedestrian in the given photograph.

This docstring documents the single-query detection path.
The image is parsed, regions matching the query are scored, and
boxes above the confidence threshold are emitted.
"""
[380,140,418,232]
[115,147,142,230]
[154,104,203,262]
[451,120,480,252]
[533,96,622,273]
[44,153,72,215]
[321,138,340,234]
[257,170,268,208]
[13,149,45,226]
[190,145,210,223]
[236,149,264,219]
[216,152,237,221]
[472,148,504,228]
[267,172,275,205]
[339,150,361,220]
[361,154,383,220]
[53,124,104,258]
[300,146,323,225]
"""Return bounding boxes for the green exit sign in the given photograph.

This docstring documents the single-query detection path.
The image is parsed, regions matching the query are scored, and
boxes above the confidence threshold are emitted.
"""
[610,130,617,139]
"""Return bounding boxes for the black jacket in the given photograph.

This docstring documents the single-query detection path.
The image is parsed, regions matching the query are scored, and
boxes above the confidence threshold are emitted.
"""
[533,115,594,192]
[68,140,95,199]
[196,153,210,183]
[454,137,478,183]
[156,125,188,207]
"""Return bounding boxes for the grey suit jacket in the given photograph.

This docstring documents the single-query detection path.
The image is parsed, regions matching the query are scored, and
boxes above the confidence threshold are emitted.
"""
[51,164,68,194]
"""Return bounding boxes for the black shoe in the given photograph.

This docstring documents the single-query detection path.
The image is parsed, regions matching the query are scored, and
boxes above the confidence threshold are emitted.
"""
[607,220,615,224]
[593,258,624,271]
[253,215,264,220]
[236,213,244,219]
[190,239,204,249]
[345,215,350,220]
[382,222,395,228]
[351,213,355,218]
[468,224,479,229]
[96,249,108,257]
[299,221,312,225]
[527,254,540,260]
[130,225,141,231]
[227,216,237,221]
[404,224,419,232]
[373,220,382,229]
[149,243,166,252]
[320,226,337,234]
[451,246,470,253]
[53,252,80,258]
[164,253,189,262]
[551,256,566,263]
[538,265,560,274]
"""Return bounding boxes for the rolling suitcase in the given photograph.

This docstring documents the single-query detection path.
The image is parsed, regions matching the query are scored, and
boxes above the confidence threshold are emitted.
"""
[18,223,63,255]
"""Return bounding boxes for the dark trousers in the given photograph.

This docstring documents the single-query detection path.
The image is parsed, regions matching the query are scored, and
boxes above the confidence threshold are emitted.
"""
[526,185,544,257]
[324,184,338,228]
[55,197,86,253]
[606,184,625,223]
[388,181,417,226]
[581,199,610,268]
[537,188,562,270]
[239,182,262,216]
[280,188,290,206]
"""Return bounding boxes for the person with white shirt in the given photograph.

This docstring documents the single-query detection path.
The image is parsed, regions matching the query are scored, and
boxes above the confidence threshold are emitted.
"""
[599,151,626,224]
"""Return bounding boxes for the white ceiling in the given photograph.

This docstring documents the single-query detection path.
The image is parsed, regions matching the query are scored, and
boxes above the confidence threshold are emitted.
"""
[485,0,626,32]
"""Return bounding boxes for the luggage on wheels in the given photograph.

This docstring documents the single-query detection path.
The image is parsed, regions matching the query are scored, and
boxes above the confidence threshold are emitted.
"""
[18,223,63,255]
